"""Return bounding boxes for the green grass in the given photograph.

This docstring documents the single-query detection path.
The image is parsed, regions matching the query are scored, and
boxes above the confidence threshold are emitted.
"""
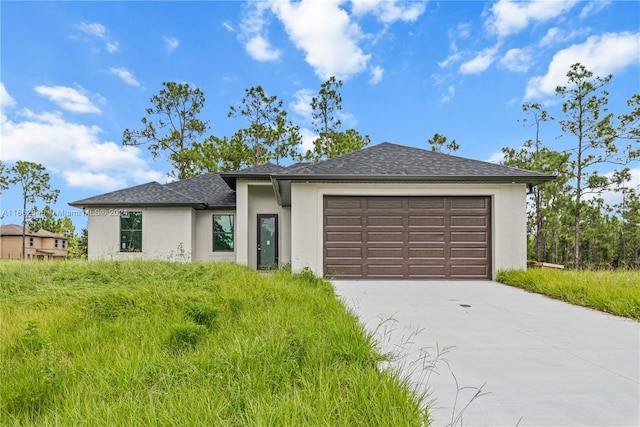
[496,269,640,320]
[1,260,429,426]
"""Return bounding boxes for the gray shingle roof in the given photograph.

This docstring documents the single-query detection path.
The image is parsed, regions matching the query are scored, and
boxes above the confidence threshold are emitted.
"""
[69,182,204,207]
[163,173,236,207]
[278,142,553,182]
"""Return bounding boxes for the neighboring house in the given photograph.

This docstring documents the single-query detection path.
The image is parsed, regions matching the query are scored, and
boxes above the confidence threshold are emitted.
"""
[69,142,554,279]
[0,223,68,260]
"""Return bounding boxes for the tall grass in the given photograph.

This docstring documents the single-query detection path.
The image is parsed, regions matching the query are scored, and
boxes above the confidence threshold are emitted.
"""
[1,260,429,426]
[497,269,640,320]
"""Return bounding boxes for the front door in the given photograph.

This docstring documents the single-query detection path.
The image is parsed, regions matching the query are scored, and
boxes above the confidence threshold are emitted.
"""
[257,214,278,270]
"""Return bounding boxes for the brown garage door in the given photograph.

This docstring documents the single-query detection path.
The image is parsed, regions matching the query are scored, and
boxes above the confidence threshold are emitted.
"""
[324,196,491,279]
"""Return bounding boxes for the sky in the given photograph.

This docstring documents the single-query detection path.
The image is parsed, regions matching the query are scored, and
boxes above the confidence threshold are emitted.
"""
[1,0,639,231]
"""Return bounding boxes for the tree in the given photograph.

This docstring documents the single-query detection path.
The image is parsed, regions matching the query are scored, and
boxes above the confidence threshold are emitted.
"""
[307,77,370,161]
[0,161,8,194]
[555,63,638,267]
[427,133,459,154]
[123,82,209,179]
[219,85,302,168]
[7,161,59,259]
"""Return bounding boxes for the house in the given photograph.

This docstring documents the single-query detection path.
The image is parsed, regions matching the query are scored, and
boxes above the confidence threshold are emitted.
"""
[0,223,68,259]
[69,142,554,279]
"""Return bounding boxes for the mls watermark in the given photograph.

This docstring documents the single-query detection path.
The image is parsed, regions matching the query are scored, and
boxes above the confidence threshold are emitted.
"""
[0,208,127,218]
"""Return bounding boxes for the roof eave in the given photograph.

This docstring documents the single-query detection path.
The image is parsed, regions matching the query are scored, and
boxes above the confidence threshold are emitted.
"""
[272,173,556,185]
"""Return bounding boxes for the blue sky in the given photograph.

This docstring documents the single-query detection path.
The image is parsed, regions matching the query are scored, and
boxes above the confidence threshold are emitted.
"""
[1,0,639,230]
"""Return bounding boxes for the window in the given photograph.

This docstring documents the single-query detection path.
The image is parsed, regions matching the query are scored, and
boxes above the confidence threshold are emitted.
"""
[120,211,142,252]
[55,239,59,248]
[62,240,66,249]
[213,214,234,251]
[29,237,34,247]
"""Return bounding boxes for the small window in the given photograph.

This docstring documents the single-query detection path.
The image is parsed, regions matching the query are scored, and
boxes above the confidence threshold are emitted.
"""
[120,211,142,252]
[213,214,234,251]
[55,239,59,248]
[29,237,34,247]
[62,240,66,249]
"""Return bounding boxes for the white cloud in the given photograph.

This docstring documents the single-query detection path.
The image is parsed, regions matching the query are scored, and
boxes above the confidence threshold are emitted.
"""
[350,0,426,24]
[77,22,106,38]
[299,127,317,153]
[369,66,384,84]
[459,46,499,74]
[34,85,101,114]
[438,52,462,68]
[163,36,179,53]
[110,67,141,87]
[486,150,505,164]
[498,48,532,72]
[486,0,578,38]
[222,22,234,32]
[76,22,119,53]
[290,89,314,121]
[579,0,611,19]
[1,83,16,110]
[526,32,640,99]
[440,85,455,104]
[539,27,587,47]
[245,36,281,61]
[269,0,370,80]
[106,41,119,53]
[1,109,162,191]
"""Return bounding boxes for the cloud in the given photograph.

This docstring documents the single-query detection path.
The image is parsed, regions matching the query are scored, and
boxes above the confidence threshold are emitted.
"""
[459,45,499,74]
[290,89,314,121]
[269,0,370,80]
[77,22,106,38]
[579,0,611,19]
[76,21,119,53]
[299,127,317,153]
[222,22,234,32]
[1,83,16,110]
[538,27,587,47]
[163,36,179,53]
[498,48,532,72]
[440,85,455,104]
[1,108,162,191]
[110,67,141,87]
[526,32,640,99]
[486,0,578,38]
[438,52,462,68]
[350,0,426,24]
[245,36,281,61]
[34,85,101,114]
[369,66,384,84]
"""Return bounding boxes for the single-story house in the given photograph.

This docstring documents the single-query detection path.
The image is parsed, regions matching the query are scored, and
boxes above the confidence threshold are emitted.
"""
[69,142,554,279]
[0,223,68,259]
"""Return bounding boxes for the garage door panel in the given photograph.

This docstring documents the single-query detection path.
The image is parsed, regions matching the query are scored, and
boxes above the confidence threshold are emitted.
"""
[451,231,488,243]
[367,247,404,258]
[325,247,363,258]
[367,215,404,226]
[326,215,363,227]
[409,247,446,259]
[324,196,491,279]
[451,215,488,227]
[409,215,445,227]
[409,231,445,242]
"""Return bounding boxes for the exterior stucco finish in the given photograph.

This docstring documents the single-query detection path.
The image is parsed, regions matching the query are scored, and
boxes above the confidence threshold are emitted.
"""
[290,183,527,279]
[87,207,194,261]
[193,209,237,262]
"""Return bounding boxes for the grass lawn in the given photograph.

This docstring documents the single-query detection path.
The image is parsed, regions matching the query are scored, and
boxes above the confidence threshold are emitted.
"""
[497,269,640,321]
[1,261,429,426]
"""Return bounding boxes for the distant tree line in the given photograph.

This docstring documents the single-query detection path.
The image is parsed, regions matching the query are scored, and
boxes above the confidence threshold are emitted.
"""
[502,63,639,269]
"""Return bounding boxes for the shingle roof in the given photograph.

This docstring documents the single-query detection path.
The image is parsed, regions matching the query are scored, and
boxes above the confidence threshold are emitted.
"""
[163,173,236,207]
[278,142,553,182]
[69,182,204,207]
[0,224,66,239]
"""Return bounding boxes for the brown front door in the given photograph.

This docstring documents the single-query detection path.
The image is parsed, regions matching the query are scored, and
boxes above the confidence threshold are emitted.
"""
[323,196,491,279]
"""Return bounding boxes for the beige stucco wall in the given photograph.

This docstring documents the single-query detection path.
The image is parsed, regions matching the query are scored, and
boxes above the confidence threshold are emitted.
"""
[87,207,194,261]
[1,235,67,259]
[289,182,528,279]
[235,181,291,269]
[193,209,237,262]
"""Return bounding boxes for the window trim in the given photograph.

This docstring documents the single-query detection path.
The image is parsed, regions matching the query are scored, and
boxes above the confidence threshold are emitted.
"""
[120,211,143,252]
[213,214,234,252]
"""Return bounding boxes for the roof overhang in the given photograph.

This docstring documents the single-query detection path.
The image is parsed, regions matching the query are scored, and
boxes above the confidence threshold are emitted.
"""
[271,173,556,207]
[67,202,208,209]
[220,173,273,190]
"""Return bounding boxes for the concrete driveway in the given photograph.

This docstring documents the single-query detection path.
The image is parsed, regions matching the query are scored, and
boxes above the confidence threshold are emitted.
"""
[333,280,640,427]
